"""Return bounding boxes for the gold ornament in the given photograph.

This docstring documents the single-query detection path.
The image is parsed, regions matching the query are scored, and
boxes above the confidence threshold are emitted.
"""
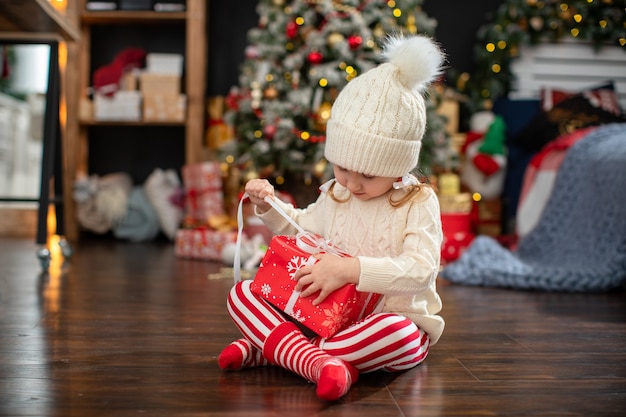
[313,101,333,132]
[264,86,279,100]
[373,24,385,39]
[529,16,544,31]
[327,32,345,48]
[244,169,259,182]
[313,159,327,178]
[317,102,332,123]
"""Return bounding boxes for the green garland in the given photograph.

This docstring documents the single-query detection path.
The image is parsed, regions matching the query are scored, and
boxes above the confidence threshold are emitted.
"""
[458,0,626,113]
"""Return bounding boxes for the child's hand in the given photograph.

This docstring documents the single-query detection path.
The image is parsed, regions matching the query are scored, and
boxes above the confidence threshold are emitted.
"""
[245,179,275,213]
[294,255,360,305]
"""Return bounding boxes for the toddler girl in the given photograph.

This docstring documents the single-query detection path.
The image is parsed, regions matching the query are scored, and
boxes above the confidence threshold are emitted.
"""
[219,34,445,401]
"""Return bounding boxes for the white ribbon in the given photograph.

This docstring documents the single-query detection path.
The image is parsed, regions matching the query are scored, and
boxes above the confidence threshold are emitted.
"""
[262,195,306,235]
[233,193,347,284]
[233,193,248,284]
[283,256,316,315]
[393,173,419,190]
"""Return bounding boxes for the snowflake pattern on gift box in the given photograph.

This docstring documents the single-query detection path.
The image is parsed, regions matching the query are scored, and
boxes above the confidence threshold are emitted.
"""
[290,309,305,323]
[321,301,355,335]
[260,283,271,298]
[287,255,308,280]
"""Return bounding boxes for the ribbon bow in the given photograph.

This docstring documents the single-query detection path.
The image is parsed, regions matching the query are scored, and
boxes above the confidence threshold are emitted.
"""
[393,174,419,190]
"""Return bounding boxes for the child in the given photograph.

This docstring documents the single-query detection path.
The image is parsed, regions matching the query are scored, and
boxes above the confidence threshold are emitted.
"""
[218,34,445,401]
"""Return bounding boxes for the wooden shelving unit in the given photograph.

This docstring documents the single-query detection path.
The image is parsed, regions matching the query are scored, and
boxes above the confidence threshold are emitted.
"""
[64,0,207,241]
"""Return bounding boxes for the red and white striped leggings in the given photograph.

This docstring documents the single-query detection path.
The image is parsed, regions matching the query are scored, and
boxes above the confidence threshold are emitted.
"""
[227,280,430,373]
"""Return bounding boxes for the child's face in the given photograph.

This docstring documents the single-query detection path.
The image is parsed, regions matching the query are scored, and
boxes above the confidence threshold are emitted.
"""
[333,165,397,201]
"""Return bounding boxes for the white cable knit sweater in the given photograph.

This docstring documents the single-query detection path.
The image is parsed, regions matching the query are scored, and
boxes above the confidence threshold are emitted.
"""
[256,180,445,345]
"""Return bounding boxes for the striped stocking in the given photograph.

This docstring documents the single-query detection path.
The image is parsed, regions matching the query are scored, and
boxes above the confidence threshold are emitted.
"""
[218,338,270,370]
[263,322,358,401]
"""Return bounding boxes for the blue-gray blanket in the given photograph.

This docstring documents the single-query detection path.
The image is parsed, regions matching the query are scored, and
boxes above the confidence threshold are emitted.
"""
[113,187,161,242]
[440,123,626,292]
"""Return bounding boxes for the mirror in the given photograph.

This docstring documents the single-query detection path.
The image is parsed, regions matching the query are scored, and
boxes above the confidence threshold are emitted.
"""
[0,41,50,200]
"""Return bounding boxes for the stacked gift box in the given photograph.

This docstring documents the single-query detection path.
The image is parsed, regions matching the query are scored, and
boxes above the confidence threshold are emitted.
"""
[92,52,186,122]
[436,172,476,265]
[174,161,238,261]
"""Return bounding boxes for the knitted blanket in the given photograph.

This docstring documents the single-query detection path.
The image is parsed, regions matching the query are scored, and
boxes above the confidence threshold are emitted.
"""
[113,187,161,242]
[440,123,626,292]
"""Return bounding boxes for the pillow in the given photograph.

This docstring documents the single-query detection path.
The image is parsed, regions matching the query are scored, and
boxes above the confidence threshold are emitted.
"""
[509,93,626,153]
[144,168,184,240]
[541,82,622,116]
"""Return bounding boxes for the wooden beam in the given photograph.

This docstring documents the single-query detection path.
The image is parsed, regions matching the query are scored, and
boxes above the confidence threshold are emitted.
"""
[0,0,79,41]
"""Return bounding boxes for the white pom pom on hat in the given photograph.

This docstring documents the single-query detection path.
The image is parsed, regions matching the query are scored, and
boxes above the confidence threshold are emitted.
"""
[324,34,445,178]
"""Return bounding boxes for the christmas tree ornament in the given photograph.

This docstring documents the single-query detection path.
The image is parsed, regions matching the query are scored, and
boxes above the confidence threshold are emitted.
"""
[263,86,278,100]
[307,51,324,65]
[286,21,299,39]
[244,45,259,59]
[347,35,362,50]
[244,169,259,182]
[312,159,327,178]
[529,16,544,31]
[263,124,277,139]
[327,32,344,48]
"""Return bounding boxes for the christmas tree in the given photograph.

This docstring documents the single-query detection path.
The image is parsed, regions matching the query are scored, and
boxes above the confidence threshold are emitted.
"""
[222,0,449,187]
[458,0,626,113]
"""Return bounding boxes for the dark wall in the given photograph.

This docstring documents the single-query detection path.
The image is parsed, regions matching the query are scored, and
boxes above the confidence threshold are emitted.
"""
[422,0,504,76]
[207,0,259,95]
[207,0,506,95]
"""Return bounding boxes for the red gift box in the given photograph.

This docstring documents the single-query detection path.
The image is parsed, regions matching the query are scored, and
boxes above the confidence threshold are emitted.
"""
[175,227,237,261]
[441,212,475,264]
[250,234,381,338]
[182,162,225,223]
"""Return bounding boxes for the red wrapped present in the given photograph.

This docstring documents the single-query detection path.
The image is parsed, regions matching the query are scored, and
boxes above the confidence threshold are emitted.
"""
[182,162,225,223]
[441,212,475,264]
[175,227,237,262]
[250,233,381,338]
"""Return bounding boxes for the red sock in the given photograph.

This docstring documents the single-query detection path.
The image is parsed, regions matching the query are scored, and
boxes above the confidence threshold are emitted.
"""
[263,322,358,401]
[316,357,359,401]
[218,338,269,370]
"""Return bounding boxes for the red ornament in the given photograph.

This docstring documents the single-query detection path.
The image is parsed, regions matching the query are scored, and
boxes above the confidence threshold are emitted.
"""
[225,90,242,111]
[286,21,298,39]
[347,35,363,50]
[307,51,324,65]
[263,124,277,139]
[310,135,326,143]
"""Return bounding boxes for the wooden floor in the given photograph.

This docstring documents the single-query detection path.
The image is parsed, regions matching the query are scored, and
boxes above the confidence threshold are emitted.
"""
[1,236,625,416]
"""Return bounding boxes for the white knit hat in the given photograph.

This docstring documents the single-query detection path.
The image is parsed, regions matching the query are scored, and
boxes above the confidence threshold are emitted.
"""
[324,35,445,177]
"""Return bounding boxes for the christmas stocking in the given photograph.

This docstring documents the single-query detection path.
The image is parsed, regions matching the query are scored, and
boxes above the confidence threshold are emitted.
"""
[473,115,507,176]
[262,322,358,401]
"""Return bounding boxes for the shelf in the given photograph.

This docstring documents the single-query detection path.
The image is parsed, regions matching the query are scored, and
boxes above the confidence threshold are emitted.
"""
[0,0,80,41]
[79,119,186,127]
[81,10,186,24]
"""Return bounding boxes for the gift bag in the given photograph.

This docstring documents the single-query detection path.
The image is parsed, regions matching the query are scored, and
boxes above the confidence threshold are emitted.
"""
[233,194,382,338]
